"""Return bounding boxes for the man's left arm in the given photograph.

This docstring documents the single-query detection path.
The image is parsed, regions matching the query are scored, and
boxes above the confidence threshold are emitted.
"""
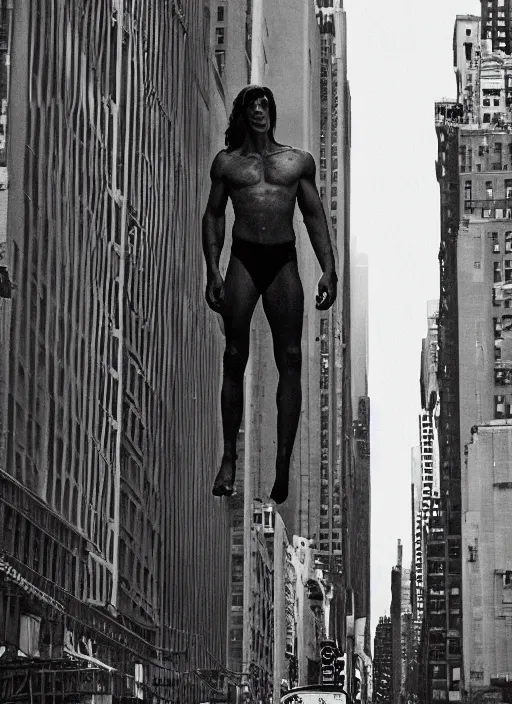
[297,152,337,310]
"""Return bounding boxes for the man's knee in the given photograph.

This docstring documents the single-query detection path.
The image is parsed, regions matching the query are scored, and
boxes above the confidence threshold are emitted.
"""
[280,345,302,372]
[223,344,248,378]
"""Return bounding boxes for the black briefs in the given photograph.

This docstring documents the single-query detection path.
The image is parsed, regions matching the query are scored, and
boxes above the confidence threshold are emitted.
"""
[231,238,297,294]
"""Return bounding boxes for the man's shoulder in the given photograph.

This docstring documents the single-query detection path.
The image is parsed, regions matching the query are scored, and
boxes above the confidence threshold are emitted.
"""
[288,148,316,176]
[210,149,233,178]
[272,146,315,168]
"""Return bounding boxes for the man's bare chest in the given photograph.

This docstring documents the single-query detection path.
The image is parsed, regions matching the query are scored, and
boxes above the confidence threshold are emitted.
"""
[225,152,302,190]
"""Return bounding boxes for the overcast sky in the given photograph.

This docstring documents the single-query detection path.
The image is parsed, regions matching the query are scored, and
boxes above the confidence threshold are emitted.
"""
[342,0,481,636]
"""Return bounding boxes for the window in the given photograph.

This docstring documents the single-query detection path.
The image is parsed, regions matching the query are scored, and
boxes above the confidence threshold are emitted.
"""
[217,5,225,21]
[19,614,41,657]
[492,231,500,252]
[506,180,512,199]
[466,28,472,36]
[495,395,506,418]
[506,232,512,252]
[487,181,494,199]
[464,180,472,206]
[135,664,144,699]
[479,145,485,157]
[215,27,225,44]
[215,50,226,76]
[505,260,512,282]
[483,98,491,107]
[495,261,502,282]
[433,664,447,680]
[484,113,491,123]
[494,98,501,106]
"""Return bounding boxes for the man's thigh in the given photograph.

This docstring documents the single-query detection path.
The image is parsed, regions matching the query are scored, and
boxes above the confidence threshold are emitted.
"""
[222,255,260,341]
[262,261,304,344]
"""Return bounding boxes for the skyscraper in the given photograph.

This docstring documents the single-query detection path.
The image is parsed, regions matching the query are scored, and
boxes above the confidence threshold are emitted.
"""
[480,0,512,53]
[351,253,371,686]
[426,6,512,701]
[374,616,393,704]
[409,303,442,703]
[0,3,230,701]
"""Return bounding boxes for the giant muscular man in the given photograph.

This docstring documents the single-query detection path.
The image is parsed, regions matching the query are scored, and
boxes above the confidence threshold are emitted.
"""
[202,85,337,504]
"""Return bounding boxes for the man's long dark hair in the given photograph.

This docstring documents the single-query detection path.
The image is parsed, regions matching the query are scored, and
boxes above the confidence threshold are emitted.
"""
[225,85,279,150]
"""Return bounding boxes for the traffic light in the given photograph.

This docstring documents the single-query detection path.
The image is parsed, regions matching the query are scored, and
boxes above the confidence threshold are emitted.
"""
[334,654,345,688]
[320,640,337,685]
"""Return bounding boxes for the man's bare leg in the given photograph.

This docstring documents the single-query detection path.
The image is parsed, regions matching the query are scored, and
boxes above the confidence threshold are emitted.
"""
[212,257,259,496]
[262,261,304,504]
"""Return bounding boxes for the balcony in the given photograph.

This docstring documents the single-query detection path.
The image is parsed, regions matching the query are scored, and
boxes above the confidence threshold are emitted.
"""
[435,101,463,126]
[464,199,512,218]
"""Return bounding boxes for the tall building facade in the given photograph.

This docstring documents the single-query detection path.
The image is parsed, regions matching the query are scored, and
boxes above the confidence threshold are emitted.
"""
[462,424,512,690]
[411,445,423,623]
[0,3,231,702]
[480,0,512,53]
[427,6,512,702]
[351,252,372,692]
[409,303,442,704]
[0,0,12,475]
[374,616,393,704]
[390,544,403,704]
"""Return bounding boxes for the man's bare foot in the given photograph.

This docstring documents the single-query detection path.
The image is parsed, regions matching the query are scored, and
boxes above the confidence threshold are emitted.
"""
[270,456,290,504]
[212,454,237,497]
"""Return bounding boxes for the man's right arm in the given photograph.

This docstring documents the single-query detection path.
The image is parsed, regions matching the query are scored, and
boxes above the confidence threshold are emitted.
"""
[202,152,229,311]
[202,152,229,278]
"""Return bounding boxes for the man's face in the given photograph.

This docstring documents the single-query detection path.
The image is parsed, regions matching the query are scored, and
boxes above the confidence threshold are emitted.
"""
[245,95,271,134]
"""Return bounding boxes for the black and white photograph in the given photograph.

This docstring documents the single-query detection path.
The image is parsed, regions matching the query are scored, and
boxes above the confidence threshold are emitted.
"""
[0,1,509,703]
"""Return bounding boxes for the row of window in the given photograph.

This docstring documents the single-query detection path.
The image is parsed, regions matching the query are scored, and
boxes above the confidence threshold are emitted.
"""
[469,206,512,218]
[464,178,512,201]
[489,230,512,253]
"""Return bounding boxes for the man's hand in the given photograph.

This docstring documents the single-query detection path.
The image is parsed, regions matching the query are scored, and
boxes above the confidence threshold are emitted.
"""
[206,272,225,312]
[316,271,337,310]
